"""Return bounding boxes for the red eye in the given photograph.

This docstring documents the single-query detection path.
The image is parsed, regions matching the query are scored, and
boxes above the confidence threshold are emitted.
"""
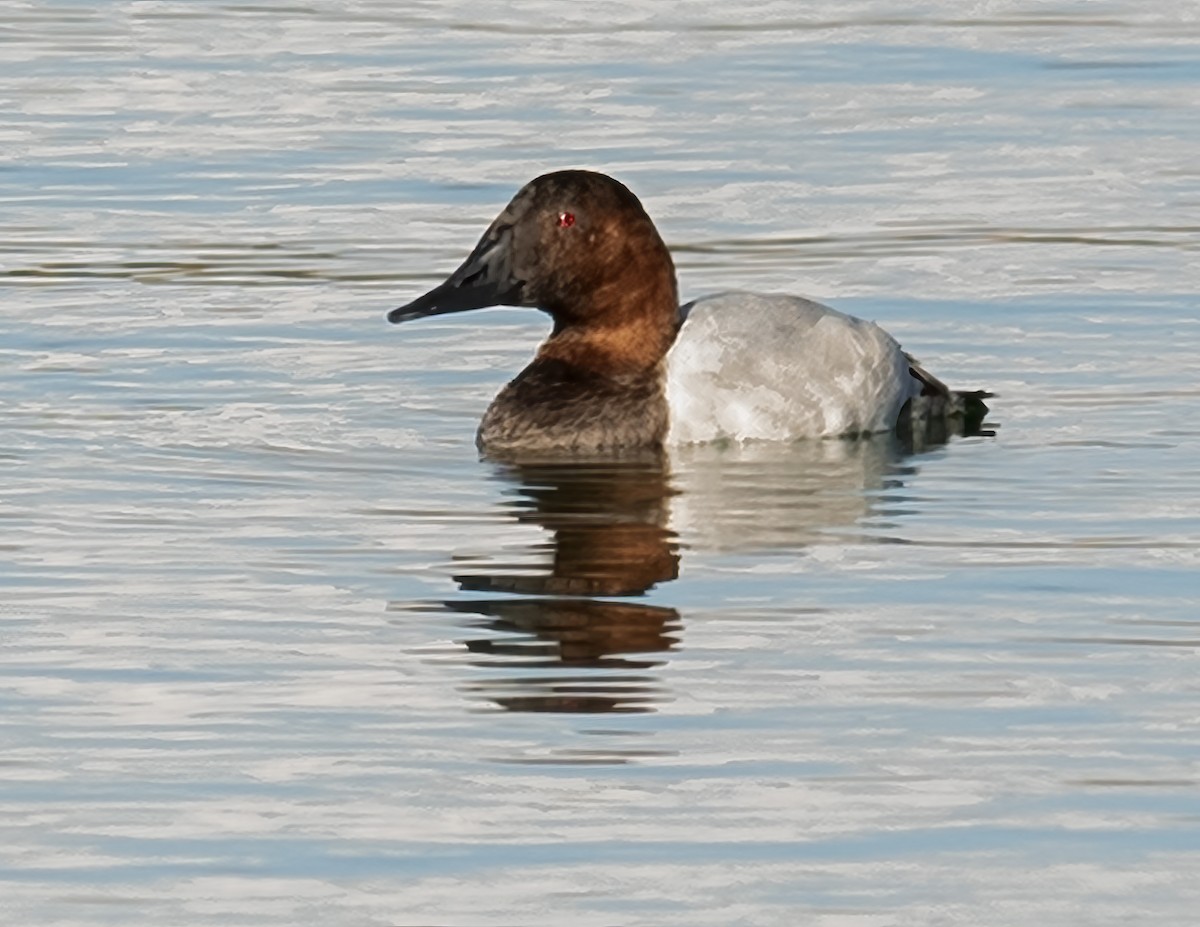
[557,211,575,228]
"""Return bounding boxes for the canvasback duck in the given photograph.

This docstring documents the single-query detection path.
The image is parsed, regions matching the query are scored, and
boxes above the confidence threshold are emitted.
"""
[388,170,989,453]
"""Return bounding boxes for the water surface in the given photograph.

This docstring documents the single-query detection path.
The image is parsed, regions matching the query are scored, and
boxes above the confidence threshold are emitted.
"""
[3,3,1199,925]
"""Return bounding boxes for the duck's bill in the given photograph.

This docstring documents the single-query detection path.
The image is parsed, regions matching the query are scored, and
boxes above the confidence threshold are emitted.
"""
[387,225,524,324]
[387,278,511,324]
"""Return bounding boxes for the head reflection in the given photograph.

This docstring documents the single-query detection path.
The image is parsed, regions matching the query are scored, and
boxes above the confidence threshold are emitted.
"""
[450,453,680,714]
[449,597,680,714]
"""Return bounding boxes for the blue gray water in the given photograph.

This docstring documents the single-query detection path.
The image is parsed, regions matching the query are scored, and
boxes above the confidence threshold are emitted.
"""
[3,3,1199,925]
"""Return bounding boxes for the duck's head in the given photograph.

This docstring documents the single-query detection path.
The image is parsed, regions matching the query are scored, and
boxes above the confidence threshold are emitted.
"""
[388,170,677,333]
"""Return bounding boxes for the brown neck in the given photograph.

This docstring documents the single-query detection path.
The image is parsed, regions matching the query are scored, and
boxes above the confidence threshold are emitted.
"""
[537,254,679,376]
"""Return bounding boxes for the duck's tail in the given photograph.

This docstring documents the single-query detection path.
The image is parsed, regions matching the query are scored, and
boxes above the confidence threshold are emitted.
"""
[899,355,994,449]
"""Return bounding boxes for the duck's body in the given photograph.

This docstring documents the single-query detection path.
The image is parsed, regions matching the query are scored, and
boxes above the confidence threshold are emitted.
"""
[388,170,988,454]
[666,292,918,445]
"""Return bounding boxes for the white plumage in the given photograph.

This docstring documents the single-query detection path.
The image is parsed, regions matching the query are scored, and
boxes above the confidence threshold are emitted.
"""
[665,292,919,444]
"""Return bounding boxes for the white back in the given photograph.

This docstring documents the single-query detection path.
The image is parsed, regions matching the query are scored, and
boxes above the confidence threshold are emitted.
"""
[664,292,916,444]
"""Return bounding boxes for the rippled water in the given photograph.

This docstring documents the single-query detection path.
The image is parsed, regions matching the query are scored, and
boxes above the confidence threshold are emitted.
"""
[3,3,1199,925]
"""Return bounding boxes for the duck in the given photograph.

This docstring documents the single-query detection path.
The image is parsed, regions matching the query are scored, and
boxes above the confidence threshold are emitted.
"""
[387,169,989,453]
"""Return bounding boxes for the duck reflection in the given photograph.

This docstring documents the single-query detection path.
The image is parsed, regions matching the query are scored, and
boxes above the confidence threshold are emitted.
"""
[669,432,911,550]
[458,452,678,597]
[438,418,991,715]
[448,453,681,714]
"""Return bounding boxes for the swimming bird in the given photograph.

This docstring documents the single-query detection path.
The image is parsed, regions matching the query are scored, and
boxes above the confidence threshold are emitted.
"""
[387,170,989,453]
